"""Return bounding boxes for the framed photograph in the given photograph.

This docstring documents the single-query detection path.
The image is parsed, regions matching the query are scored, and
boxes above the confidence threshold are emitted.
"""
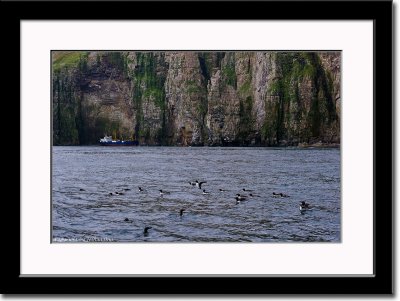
[7,0,392,294]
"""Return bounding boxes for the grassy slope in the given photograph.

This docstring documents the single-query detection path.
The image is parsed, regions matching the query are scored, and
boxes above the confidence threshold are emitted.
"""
[52,51,85,71]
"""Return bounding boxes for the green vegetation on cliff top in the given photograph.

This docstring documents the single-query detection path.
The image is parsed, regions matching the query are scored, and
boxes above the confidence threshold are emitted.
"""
[52,51,88,72]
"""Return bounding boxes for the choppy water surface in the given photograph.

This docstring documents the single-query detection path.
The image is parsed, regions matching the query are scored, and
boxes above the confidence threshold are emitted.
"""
[52,146,340,242]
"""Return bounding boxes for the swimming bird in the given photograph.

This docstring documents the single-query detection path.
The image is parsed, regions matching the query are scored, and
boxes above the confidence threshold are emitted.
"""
[179,209,185,216]
[235,195,247,204]
[108,192,113,196]
[123,188,131,191]
[79,188,85,191]
[159,189,170,196]
[143,226,152,235]
[124,218,130,222]
[115,191,124,195]
[300,201,311,212]
[202,189,210,195]
[195,180,207,189]
[138,187,144,192]
[272,192,289,198]
[242,188,253,192]
[219,188,227,192]
[235,193,248,201]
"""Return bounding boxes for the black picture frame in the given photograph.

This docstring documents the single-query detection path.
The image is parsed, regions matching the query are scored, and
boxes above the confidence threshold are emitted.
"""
[5,0,392,294]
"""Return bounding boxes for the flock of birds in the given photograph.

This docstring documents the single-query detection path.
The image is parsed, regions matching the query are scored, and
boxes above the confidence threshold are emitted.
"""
[98,179,313,237]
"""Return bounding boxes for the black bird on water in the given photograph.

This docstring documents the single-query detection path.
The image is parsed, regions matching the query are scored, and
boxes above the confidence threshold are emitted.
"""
[79,188,85,191]
[179,209,185,216]
[195,180,207,189]
[143,226,152,235]
[236,193,247,200]
[138,187,144,192]
[235,197,246,204]
[272,192,289,198]
[300,201,311,212]
[124,218,130,222]
[159,189,170,196]
[235,194,247,204]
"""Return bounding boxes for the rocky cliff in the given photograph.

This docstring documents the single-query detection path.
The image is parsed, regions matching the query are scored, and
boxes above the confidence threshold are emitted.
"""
[52,51,340,146]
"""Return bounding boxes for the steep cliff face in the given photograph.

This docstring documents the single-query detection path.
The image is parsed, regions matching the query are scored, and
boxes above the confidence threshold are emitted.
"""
[164,52,208,146]
[52,51,340,146]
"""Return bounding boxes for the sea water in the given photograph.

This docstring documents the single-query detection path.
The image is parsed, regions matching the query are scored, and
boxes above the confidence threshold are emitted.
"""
[52,146,340,242]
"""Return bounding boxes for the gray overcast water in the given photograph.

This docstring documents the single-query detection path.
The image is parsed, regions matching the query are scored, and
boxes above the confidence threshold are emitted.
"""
[52,146,340,242]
